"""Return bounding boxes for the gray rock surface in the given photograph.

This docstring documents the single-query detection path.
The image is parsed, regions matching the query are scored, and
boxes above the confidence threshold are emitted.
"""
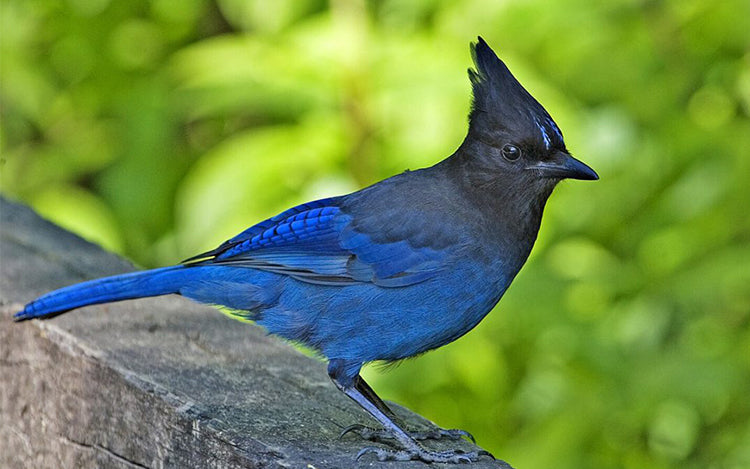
[0,197,513,468]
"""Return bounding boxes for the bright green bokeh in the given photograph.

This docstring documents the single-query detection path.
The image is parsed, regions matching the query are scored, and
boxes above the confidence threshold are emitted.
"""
[2,1,749,468]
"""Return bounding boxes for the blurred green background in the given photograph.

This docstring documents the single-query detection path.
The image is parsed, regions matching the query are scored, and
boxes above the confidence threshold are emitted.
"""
[2,1,749,468]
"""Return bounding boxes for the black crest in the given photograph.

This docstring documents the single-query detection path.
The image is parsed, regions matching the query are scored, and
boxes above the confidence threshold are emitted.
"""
[469,37,565,150]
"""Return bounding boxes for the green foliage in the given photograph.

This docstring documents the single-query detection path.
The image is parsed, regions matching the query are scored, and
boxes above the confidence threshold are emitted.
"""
[2,1,748,468]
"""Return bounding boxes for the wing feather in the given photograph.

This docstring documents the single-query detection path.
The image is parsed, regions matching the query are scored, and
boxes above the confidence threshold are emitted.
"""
[184,197,446,287]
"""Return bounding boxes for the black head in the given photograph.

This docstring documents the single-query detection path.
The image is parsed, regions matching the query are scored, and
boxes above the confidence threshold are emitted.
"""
[463,37,597,183]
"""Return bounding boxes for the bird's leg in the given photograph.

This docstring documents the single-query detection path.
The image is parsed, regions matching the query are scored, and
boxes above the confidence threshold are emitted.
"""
[328,360,490,463]
[340,376,475,443]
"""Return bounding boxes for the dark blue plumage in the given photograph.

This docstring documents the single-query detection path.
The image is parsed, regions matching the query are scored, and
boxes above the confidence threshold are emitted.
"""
[16,37,597,463]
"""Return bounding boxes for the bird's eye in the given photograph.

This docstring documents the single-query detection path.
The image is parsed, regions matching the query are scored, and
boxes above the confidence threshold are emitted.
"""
[501,144,521,161]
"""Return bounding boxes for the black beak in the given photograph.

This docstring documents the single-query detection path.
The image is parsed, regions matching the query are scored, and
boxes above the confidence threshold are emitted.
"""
[528,152,599,181]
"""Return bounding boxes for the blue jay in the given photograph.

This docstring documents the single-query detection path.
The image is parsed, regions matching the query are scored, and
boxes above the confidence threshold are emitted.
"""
[17,37,598,463]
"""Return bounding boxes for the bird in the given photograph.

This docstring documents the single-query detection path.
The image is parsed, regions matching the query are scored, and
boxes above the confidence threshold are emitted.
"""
[15,37,598,463]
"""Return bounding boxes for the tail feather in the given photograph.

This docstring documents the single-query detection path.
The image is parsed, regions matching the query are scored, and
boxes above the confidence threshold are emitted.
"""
[15,266,190,321]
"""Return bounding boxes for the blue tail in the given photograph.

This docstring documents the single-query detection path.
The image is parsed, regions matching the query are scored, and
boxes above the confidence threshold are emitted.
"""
[15,266,192,321]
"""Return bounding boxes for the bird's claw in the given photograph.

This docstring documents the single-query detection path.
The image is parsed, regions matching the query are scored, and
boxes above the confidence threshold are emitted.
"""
[356,446,493,463]
[339,423,367,440]
[429,428,476,444]
[340,423,475,443]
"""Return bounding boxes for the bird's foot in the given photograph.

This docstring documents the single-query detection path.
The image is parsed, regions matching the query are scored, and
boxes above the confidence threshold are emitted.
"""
[356,446,493,463]
[340,423,475,443]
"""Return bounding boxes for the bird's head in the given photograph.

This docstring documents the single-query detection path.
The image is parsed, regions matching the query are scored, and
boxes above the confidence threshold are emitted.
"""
[461,37,598,188]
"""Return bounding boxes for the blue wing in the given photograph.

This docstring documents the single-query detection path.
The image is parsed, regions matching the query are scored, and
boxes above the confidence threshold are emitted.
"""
[183,196,447,287]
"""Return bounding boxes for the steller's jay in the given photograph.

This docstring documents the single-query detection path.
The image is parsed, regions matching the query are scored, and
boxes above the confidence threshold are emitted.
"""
[16,37,597,463]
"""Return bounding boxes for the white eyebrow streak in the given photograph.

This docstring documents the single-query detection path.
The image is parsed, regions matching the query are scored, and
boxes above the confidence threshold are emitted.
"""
[546,116,564,142]
[534,116,551,149]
